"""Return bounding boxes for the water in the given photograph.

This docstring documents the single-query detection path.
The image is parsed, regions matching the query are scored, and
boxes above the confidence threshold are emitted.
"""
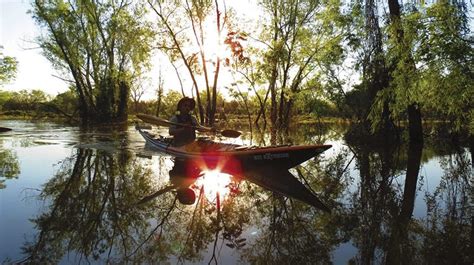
[0,120,472,264]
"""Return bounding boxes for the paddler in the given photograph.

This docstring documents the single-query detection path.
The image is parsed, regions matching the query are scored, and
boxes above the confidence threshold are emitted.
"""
[169,97,200,147]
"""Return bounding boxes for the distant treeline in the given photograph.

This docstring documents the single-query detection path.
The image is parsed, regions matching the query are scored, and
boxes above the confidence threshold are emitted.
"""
[0,88,463,127]
[0,89,339,122]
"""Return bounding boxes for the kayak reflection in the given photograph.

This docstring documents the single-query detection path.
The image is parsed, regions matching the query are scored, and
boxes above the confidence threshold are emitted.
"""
[135,158,234,206]
[138,157,331,212]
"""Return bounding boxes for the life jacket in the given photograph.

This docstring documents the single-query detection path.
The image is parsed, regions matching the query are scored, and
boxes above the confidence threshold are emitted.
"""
[173,113,196,146]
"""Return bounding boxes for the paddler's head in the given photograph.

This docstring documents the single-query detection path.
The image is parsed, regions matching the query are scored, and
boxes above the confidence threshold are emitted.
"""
[177,97,196,114]
[176,187,196,205]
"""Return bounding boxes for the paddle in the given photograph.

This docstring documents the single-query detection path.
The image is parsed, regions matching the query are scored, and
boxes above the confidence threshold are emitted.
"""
[136,113,241,138]
[0,127,12,133]
[134,185,175,205]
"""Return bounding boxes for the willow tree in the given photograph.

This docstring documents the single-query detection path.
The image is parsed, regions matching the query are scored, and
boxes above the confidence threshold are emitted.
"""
[32,0,154,124]
[415,1,474,134]
[254,0,346,129]
[147,0,231,126]
[368,0,473,133]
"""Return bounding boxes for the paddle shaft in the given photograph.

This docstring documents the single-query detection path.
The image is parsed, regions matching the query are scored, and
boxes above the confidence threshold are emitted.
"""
[137,114,210,131]
[136,114,241,138]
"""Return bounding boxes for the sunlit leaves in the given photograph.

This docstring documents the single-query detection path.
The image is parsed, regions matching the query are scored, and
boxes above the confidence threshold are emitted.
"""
[368,0,473,133]
[0,46,18,86]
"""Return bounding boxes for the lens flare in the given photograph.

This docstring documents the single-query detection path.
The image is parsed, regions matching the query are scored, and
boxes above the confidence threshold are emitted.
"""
[196,170,232,202]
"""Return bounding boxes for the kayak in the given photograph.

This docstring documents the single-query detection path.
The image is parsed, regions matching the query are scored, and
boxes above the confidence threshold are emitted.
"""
[136,126,332,211]
[136,127,331,171]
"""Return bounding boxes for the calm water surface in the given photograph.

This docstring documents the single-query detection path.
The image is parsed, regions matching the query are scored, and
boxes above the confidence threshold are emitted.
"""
[0,120,472,264]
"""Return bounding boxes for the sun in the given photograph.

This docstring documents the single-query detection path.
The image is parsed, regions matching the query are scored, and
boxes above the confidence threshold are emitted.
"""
[201,19,229,59]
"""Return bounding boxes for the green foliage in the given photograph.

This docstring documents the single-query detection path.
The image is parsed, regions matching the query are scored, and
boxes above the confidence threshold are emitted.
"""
[415,2,474,133]
[50,87,78,115]
[0,46,18,86]
[0,90,14,111]
[294,89,338,117]
[156,90,183,118]
[2,89,49,113]
[366,1,473,134]
[0,146,20,189]
[248,0,348,127]
[31,0,155,123]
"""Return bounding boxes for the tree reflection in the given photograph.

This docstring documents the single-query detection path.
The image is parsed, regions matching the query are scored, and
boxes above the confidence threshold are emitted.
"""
[420,149,473,264]
[344,125,403,264]
[18,148,257,264]
[0,139,20,189]
[15,123,473,264]
[19,148,177,263]
[239,150,351,264]
[343,124,472,264]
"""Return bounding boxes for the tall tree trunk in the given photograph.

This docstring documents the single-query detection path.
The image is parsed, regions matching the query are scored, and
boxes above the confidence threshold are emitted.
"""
[117,80,129,122]
[155,85,163,117]
[269,3,279,129]
[364,0,392,133]
[386,133,423,264]
[385,0,424,262]
[269,68,278,129]
[254,87,270,126]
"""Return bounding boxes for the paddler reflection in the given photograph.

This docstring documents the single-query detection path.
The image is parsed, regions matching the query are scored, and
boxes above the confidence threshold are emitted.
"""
[169,158,200,205]
[134,158,200,206]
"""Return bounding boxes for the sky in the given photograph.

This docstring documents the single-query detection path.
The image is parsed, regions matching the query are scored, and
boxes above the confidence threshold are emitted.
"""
[1,0,69,95]
[0,0,260,100]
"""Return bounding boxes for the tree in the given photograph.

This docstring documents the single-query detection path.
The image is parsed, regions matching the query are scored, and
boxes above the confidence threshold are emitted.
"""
[416,1,474,133]
[0,46,18,86]
[253,0,346,129]
[147,0,232,126]
[335,0,392,130]
[2,89,49,113]
[31,0,154,124]
[130,77,149,113]
[48,87,79,121]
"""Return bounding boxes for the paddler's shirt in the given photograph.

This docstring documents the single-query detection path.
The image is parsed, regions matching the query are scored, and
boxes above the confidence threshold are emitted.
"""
[169,113,199,147]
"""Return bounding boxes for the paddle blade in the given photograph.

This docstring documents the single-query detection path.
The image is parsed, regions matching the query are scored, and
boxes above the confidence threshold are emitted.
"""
[220,129,241,138]
[0,127,12,133]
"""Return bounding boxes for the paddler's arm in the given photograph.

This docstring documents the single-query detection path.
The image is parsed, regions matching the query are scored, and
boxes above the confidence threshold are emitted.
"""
[191,116,215,132]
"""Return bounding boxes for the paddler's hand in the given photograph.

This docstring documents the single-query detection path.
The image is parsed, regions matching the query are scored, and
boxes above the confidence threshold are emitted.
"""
[196,126,213,133]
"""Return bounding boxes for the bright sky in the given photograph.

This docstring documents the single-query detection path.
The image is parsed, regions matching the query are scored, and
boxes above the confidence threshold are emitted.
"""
[1,0,69,95]
[0,0,261,99]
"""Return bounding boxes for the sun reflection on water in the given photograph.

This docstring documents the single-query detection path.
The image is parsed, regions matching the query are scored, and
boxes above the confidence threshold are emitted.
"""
[195,170,232,202]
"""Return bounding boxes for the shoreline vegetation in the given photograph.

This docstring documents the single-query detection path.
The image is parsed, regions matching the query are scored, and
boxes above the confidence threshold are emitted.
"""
[0,112,456,126]
[0,112,464,126]
[1,112,471,141]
